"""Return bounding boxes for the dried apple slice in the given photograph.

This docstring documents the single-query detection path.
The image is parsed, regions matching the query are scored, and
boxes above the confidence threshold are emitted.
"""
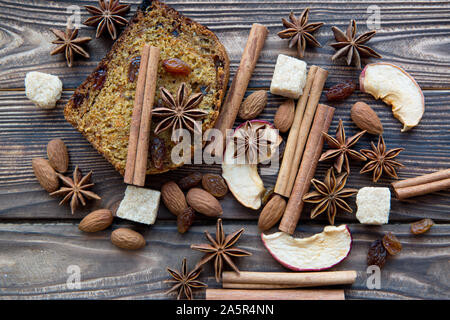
[360,63,425,132]
[261,225,352,271]
[222,120,282,210]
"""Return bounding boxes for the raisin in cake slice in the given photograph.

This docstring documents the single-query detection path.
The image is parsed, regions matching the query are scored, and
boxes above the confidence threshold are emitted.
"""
[65,0,229,175]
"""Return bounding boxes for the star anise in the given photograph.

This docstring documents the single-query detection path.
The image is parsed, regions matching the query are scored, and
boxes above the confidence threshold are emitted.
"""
[232,121,274,165]
[165,258,207,300]
[330,20,382,69]
[152,83,207,141]
[191,218,251,282]
[319,119,367,174]
[50,166,101,214]
[83,0,130,40]
[360,135,404,182]
[278,8,324,58]
[303,167,357,225]
[50,27,91,67]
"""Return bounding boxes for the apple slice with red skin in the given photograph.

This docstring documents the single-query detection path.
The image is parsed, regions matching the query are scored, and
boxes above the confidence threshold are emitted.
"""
[360,62,425,132]
[261,225,352,271]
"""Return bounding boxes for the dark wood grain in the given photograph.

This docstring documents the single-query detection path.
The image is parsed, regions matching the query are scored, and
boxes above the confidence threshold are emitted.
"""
[0,221,448,299]
[0,90,449,222]
[0,0,449,89]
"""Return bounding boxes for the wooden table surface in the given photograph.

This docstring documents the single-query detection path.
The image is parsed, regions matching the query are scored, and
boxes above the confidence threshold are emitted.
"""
[0,0,449,300]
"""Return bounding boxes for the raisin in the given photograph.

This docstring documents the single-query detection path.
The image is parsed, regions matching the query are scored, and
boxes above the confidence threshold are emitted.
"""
[382,232,402,255]
[261,187,275,206]
[178,172,203,190]
[202,173,228,198]
[177,207,195,234]
[162,58,191,76]
[128,56,141,83]
[214,55,224,70]
[411,218,434,235]
[93,67,107,91]
[71,93,86,109]
[367,239,387,268]
[326,80,356,101]
[150,137,166,170]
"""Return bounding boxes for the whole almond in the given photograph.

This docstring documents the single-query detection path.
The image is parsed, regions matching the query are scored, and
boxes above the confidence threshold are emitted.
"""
[238,90,267,120]
[351,101,383,135]
[47,138,69,173]
[32,158,59,193]
[161,181,188,216]
[186,188,223,217]
[258,194,286,231]
[79,209,113,232]
[274,99,295,133]
[111,228,146,250]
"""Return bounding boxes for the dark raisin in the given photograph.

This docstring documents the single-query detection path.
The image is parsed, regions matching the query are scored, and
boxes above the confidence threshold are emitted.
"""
[93,67,107,90]
[162,58,191,76]
[411,218,434,235]
[214,55,224,70]
[128,56,141,83]
[367,239,387,268]
[382,232,402,256]
[326,80,356,101]
[261,187,275,206]
[150,137,166,170]
[177,207,195,234]
[178,172,202,190]
[71,93,86,109]
[202,173,228,198]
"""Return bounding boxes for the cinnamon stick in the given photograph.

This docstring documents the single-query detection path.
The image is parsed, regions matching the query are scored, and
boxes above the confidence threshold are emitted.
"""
[133,46,160,186]
[391,169,450,200]
[209,23,268,154]
[124,44,160,186]
[275,67,329,197]
[206,289,345,300]
[222,271,357,289]
[279,104,335,234]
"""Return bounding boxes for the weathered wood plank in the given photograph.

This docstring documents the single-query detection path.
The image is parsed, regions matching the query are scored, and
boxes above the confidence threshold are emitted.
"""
[0,90,449,222]
[0,221,448,299]
[0,0,449,88]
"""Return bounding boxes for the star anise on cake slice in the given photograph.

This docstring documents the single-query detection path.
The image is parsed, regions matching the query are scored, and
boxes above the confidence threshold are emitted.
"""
[50,166,101,214]
[152,83,207,141]
[319,119,367,174]
[50,27,91,67]
[83,0,131,40]
[303,167,357,225]
[330,20,382,69]
[165,258,207,300]
[360,135,404,182]
[191,218,251,283]
[278,8,324,58]
[232,121,274,165]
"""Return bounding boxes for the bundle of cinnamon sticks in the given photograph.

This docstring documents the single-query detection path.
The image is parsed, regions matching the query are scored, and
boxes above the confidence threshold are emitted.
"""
[392,169,450,200]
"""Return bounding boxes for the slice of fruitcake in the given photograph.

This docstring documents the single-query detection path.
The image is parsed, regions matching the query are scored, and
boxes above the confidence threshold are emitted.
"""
[65,0,229,175]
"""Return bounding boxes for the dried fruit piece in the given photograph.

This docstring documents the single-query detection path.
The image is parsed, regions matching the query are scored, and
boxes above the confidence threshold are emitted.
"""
[382,232,402,255]
[177,207,195,234]
[411,218,434,235]
[178,172,202,190]
[367,239,387,268]
[150,137,166,170]
[326,80,356,101]
[162,58,191,76]
[202,173,228,198]
[128,56,141,82]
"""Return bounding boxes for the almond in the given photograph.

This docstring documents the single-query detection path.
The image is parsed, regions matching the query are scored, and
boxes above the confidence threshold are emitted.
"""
[79,209,114,232]
[351,101,383,135]
[274,99,295,133]
[47,138,69,173]
[32,158,59,193]
[238,90,267,120]
[186,188,223,217]
[161,181,188,216]
[258,194,286,231]
[111,228,146,250]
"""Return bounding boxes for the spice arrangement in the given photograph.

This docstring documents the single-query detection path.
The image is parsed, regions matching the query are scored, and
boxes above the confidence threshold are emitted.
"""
[24,1,448,301]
